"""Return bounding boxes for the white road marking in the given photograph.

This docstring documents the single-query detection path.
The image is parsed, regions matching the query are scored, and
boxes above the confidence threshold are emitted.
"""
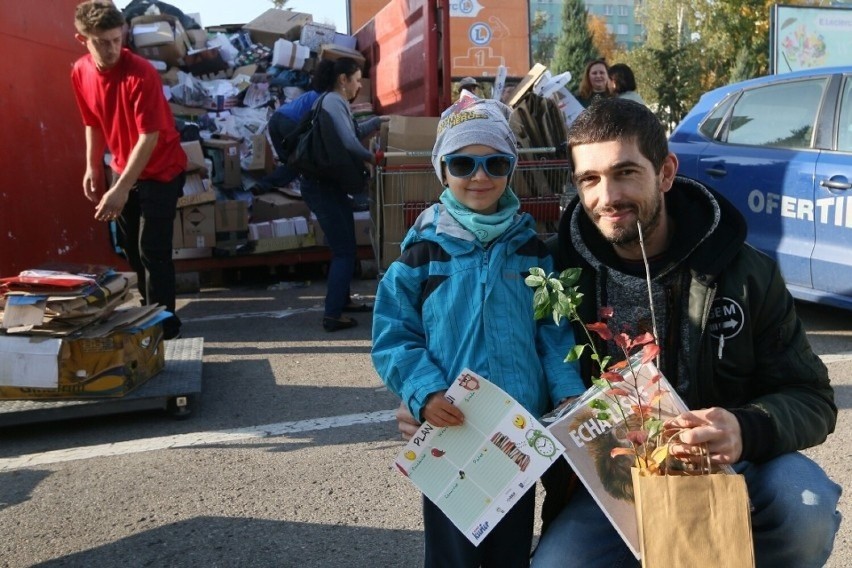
[0,410,396,472]
[820,352,852,364]
[183,307,321,322]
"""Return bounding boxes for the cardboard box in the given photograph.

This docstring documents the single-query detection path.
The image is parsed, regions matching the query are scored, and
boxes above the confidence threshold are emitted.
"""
[202,137,242,189]
[312,211,371,247]
[251,232,316,254]
[0,319,165,399]
[132,20,174,47]
[215,200,249,232]
[384,116,439,165]
[182,202,215,248]
[177,189,216,208]
[251,192,311,223]
[332,32,357,50]
[173,247,213,260]
[181,140,206,172]
[130,14,191,67]
[243,9,312,48]
[241,132,272,172]
[319,44,365,67]
[271,38,310,70]
[301,22,336,53]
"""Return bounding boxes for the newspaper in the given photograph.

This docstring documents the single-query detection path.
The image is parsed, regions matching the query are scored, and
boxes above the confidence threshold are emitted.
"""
[544,356,732,559]
[394,369,565,545]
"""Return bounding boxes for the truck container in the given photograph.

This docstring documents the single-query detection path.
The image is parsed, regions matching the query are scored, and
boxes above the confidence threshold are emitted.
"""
[1,0,122,275]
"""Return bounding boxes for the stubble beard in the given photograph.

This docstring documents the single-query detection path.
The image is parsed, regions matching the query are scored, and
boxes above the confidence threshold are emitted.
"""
[595,188,663,248]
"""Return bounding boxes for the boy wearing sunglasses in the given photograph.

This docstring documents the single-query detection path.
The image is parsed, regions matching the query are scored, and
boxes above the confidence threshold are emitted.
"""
[371,95,584,567]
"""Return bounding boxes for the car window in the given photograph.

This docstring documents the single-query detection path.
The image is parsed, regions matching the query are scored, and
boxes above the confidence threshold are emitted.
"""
[725,78,827,149]
[837,77,852,153]
[699,95,736,139]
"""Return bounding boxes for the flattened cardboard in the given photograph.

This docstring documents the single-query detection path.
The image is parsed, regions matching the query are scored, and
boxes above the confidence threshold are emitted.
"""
[243,9,312,47]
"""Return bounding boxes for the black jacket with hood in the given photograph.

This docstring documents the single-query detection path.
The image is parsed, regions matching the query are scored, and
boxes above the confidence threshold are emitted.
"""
[541,175,836,531]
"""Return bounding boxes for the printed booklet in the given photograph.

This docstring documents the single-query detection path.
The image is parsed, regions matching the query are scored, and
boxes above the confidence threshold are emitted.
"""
[394,369,565,545]
[543,356,732,559]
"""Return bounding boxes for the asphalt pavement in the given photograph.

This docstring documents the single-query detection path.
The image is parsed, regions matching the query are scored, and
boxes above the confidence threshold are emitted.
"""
[0,269,849,567]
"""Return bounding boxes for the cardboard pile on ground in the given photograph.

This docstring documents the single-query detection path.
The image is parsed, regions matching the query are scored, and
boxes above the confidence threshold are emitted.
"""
[0,263,169,400]
[0,264,135,336]
[122,4,376,261]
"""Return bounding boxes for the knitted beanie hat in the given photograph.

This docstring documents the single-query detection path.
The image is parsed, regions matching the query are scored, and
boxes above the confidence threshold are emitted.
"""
[431,93,518,183]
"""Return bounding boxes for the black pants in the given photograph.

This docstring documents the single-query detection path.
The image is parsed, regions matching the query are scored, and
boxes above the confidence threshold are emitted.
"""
[116,172,184,337]
[422,489,535,568]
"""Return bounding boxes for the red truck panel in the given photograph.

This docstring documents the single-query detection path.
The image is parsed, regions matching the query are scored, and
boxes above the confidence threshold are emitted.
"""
[355,0,451,117]
[0,0,124,275]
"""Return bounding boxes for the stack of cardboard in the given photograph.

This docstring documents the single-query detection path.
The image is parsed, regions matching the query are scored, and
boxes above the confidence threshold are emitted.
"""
[0,265,168,400]
[123,5,374,261]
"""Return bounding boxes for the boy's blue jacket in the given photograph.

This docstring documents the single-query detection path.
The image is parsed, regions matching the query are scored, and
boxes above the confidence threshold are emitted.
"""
[371,203,584,422]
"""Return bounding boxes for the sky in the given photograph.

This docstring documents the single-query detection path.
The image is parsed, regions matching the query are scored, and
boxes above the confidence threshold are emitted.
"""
[144,0,349,33]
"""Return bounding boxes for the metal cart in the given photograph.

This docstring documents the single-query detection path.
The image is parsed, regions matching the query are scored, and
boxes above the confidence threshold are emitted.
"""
[0,337,203,427]
[371,148,574,271]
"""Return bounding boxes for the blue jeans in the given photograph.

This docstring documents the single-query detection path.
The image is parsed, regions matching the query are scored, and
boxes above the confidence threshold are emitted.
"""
[299,176,356,319]
[116,172,184,337]
[423,489,535,568]
[532,452,841,568]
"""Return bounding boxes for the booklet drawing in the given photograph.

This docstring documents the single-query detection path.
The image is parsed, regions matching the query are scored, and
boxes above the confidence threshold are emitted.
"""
[543,356,733,559]
[394,369,565,545]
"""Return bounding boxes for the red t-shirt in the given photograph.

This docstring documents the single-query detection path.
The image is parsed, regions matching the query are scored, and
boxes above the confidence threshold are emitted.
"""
[71,48,186,182]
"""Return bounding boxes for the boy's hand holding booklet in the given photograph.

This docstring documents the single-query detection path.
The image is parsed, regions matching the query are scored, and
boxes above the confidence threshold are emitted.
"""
[393,369,565,545]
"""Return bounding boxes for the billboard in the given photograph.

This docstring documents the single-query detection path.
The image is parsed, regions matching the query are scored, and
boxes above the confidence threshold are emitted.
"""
[449,0,531,79]
[349,0,531,79]
[771,4,852,73]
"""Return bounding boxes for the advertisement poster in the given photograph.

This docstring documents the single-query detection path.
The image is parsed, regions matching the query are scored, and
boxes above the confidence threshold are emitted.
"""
[394,369,564,544]
[772,5,852,73]
[450,0,531,79]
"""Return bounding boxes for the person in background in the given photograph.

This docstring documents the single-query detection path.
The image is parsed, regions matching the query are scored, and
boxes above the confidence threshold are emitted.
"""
[531,97,840,568]
[254,85,321,194]
[458,76,480,97]
[608,63,647,106]
[302,57,385,332]
[372,95,585,567]
[71,0,186,340]
[574,59,612,108]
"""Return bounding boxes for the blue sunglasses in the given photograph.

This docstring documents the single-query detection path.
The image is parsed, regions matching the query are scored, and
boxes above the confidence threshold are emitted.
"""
[443,153,516,178]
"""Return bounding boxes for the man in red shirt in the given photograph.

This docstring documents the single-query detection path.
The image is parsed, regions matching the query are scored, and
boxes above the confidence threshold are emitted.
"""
[71,1,186,339]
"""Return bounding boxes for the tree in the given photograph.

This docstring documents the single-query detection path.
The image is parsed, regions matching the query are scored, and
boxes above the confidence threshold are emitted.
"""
[588,15,618,62]
[550,0,598,90]
[648,23,702,130]
[531,11,558,66]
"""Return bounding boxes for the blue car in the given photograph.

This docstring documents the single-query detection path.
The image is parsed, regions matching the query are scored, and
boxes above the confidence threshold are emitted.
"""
[670,66,852,310]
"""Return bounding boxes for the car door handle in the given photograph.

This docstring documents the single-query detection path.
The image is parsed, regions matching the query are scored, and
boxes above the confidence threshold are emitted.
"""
[820,178,852,190]
[705,167,727,177]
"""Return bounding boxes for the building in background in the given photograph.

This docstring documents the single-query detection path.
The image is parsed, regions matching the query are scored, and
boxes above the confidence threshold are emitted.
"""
[529,0,644,58]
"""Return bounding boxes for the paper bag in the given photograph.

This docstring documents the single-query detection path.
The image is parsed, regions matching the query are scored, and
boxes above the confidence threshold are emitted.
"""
[632,469,755,567]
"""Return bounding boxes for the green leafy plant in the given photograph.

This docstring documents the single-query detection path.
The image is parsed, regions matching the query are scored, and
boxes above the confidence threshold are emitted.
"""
[525,266,682,474]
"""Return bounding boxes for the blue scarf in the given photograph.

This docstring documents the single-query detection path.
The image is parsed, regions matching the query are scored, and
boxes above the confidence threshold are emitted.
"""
[439,187,520,243]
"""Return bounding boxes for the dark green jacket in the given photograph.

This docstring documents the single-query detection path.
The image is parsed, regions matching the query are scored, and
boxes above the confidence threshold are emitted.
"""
[552,176,836,463]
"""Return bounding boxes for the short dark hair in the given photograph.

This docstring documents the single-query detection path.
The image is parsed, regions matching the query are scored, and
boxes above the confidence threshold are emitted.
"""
[314,57,363,93]
[609,63,637,94]
[567,97,668,173]
[74,1,125,36]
